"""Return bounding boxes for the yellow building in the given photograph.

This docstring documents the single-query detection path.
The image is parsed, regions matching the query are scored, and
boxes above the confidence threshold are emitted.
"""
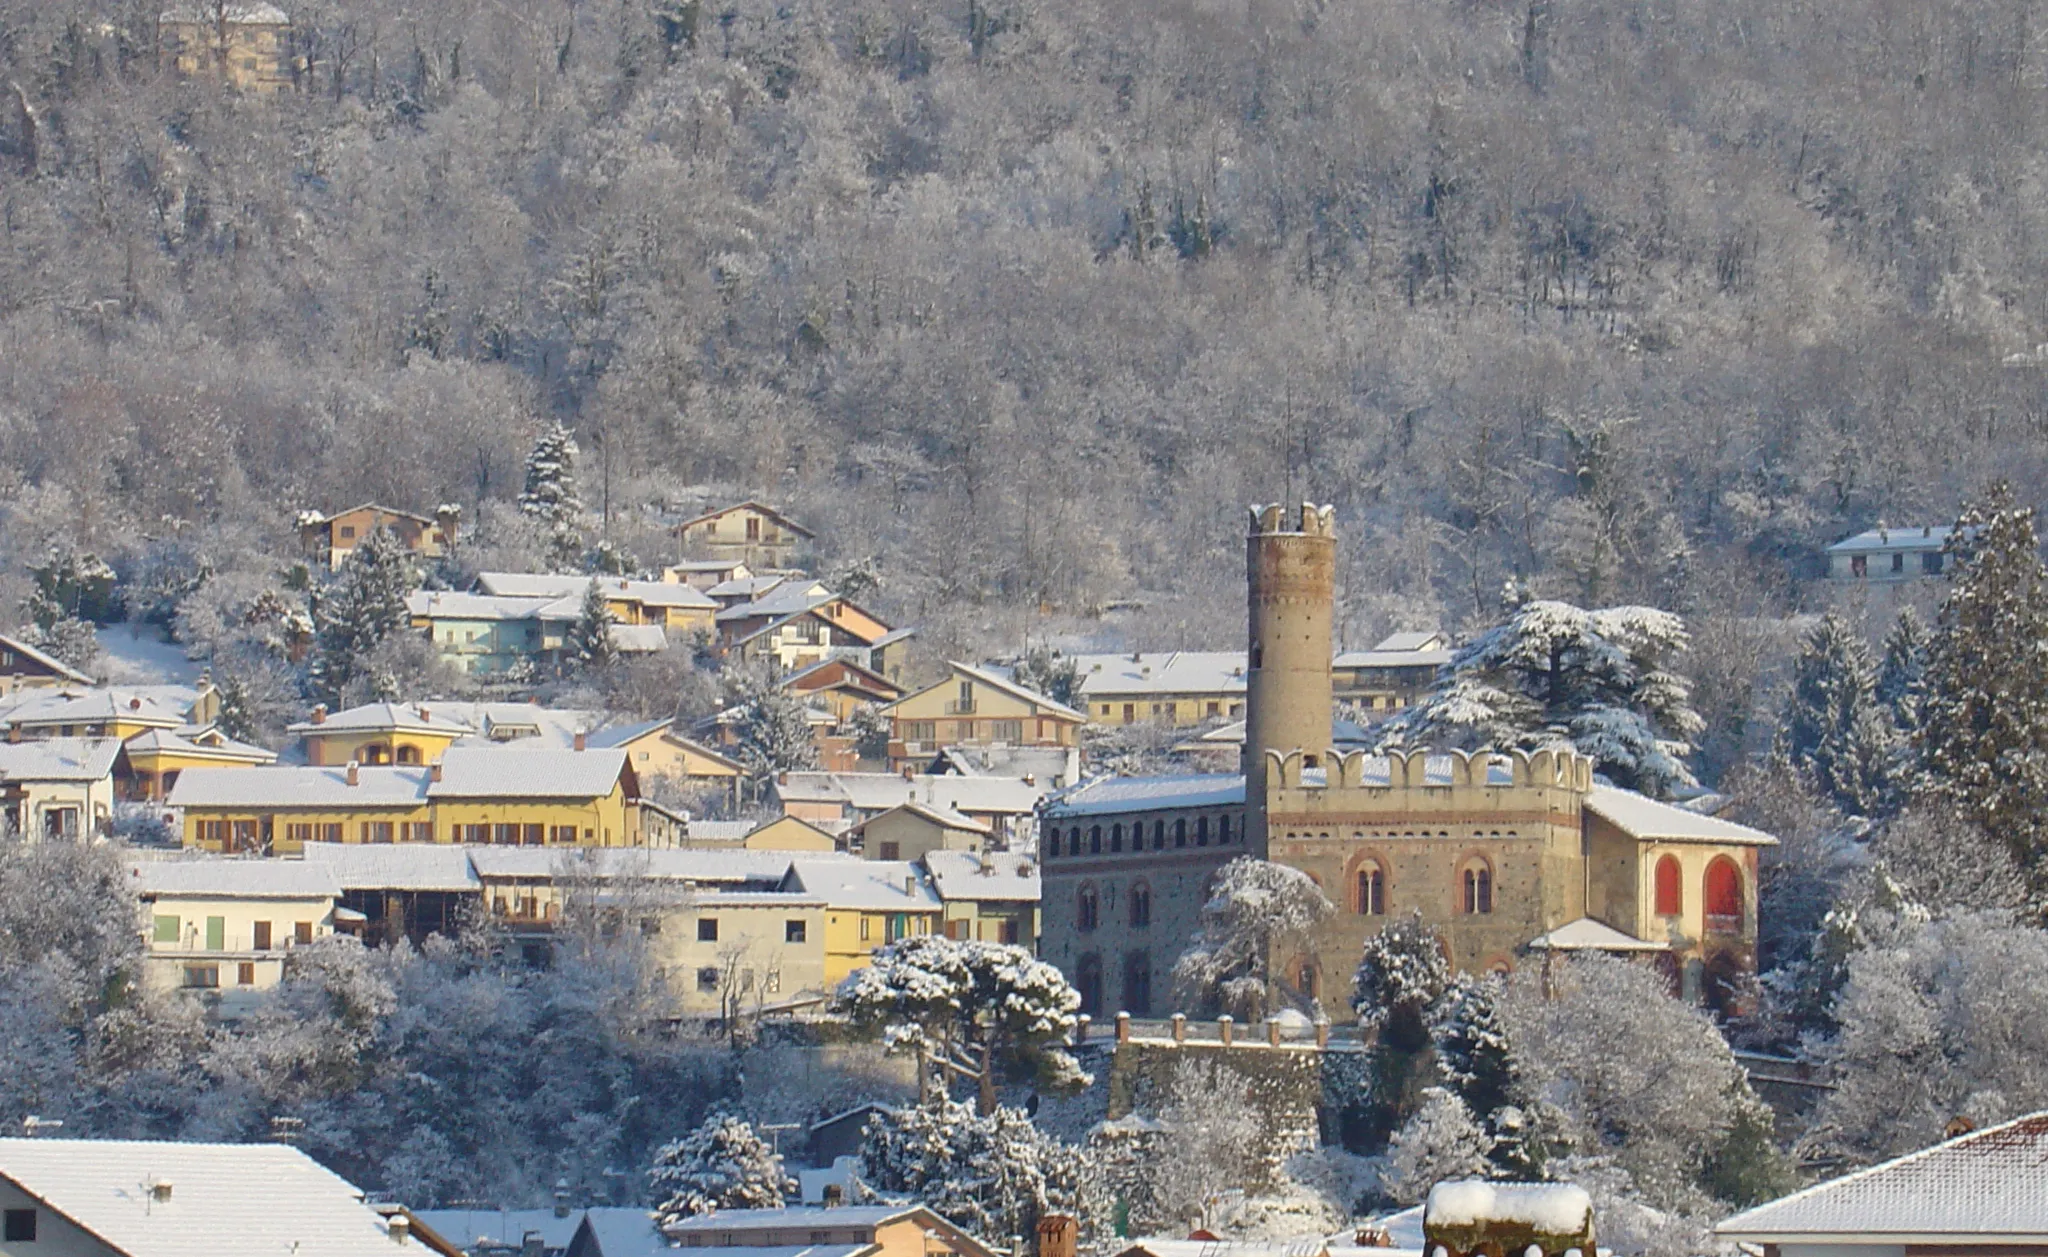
[648,891,829,1018]
[673,500,816,570]
[777,859,942,984]
[118,726,277,801]
[0,632,95,693]
[923,849,1038,948]
[160,3,294,93]
[1072,651,1247,727]
[134,859,345,1009]
[167,746,642,855]
[289,702,476,767]
[473,572,717,634]
[297,503,459,570]
[850,802,988,862]
[664,1203,997,1257]
[586,719,744,807]
[882,661,1083,769]
[2,688,189,742]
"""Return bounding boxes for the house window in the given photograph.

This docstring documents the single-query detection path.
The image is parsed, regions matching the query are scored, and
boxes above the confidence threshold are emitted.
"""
[286,822,314,845]
[906,721,935,743]
[1851,554,1867,577]
[1075,952,1103,1018]
[295,921,313,944]
[1197,816,1210,846]
[206,916,225,950]
[746,516,761,540]
[524,824,545,846]
[992,720,1023,742]
[1923,551,1944,575]
[1462,861,1494,915]
[1297,960,1318,997]
[1089,826,1102,854]
[404,822,434,843]
[1357,864,1385,916]
[551,825,579,844]
[1128,882,1151,928]
[786,919,807,943]
[1654,855,1683,916]
[253,921,272,950]
[339,525,356,539]
[1067,827,1081,857]
[3,1208,34,1241]
[699,918,719,942]
[238,962,257,985]
[1705,857,1743,933]
[183,964,220,989]
[1207,701,1220,717]
[1110,824,1123,853]
[320,823,342,842]
[1122,703,1136,723]
[493,823,520,846]
[879,841,900,860]
[698,966,721,991]
[859,917,871,941]
[1077,885,1099,932]
[1174,819,1187,847]
[153,914,180,944]
[1152,821,1165,851]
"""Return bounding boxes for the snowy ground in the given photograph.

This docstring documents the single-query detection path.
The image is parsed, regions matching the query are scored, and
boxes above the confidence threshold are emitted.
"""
[95,623,201,685]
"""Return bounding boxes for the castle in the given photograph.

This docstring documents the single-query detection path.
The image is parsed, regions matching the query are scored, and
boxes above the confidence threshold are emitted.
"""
[1039,503,1772,1021]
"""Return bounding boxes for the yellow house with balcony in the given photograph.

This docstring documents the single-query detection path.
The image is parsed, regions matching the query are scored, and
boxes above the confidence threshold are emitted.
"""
[881,661,1082,770]
[778,859,941,984]
[117,725,278,801]
[167,746,641,855]
[289,702,474,766]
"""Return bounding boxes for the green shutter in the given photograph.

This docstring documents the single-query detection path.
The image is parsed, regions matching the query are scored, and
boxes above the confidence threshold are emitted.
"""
[153,914,180,944]
[205,916,225,950]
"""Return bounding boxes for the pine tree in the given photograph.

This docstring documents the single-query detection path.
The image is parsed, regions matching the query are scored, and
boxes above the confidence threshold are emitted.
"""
[1432,974,1517,1117]
[1917,484,2048,884]
[857,1099,1083,1244]
[20,545,114,670]
[1877,606,1932,735]
[1782,613,1896,818]
[519,421,584,570]
[1380,1086,1494,1206]
[1012,647,1081,708]
[727,670,821,783]
[1353,911,1453,1053]
[650,1112,792,1225]
[311,528,419,706]
[1169,857,1334,1020]
[566,579,619,672]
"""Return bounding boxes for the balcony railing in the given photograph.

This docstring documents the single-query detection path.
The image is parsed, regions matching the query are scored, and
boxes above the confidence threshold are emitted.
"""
[944,700,977,715]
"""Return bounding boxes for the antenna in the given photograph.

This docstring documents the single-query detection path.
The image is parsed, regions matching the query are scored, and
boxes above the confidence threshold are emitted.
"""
[21,1116,62,1136]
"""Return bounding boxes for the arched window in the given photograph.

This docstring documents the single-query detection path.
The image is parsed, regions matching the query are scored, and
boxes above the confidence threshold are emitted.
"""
[1197,816,1210,846]
[1152,821,1165,851]
[1066,827,1080,857]
[1704,857,1743,933]
[1654,854,1683,916]
[1089,826,1102,855]
[1110,823,1123,853]
[1462,861,1493,915]
[1296,960,1318,998]
[1357,863,1385,916]
[1174,818,1187,847]
[1128,882,1151,929]
[395,744,421,765]
[1122,951,1152,1017]
[1077,884,1099,932]
[1075,952,1103,1018]
[1219,814,1232,844]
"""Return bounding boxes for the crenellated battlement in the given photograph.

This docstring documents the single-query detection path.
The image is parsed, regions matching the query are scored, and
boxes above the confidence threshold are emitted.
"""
[1248,502,1337,538]
[1262,746,1595,799]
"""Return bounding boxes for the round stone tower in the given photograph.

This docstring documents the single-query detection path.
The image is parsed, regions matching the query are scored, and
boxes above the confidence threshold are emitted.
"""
[1244,502,1336,852]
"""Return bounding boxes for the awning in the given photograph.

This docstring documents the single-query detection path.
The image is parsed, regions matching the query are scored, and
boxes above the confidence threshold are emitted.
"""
[1524,917,1667,952]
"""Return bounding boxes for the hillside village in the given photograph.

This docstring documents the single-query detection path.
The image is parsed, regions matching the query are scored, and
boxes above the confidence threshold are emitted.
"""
[9,0,2048,1254]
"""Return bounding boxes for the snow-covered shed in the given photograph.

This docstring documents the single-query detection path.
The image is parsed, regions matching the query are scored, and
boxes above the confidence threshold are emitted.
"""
[1717,1111,2048,1257]
[1422,1181,1594,1257]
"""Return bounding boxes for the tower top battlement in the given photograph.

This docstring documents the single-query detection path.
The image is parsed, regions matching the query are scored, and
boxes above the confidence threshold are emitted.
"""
[1248,503,1337,539]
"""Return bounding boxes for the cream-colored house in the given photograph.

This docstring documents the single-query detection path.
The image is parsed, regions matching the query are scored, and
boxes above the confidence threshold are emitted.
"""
[0,737,121,841]
[924,849,1038,948]
[649,890,829,1018]
[673,501,815,570]
[851,802,989,861]
[881,661,1083,770]
[133,859,344,1009]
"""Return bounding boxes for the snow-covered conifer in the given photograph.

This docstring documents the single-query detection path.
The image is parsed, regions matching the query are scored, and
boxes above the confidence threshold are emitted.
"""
[1380,600,1704,798]
[650,1112,792,1224]
[724,669,821,783]
[566,578,619,672]
[1431,974,1516,1117]
[1171,857,1333,1019]
[1876,606,1931,735]
[857,1099,1082,1243]
[1352,912,1451,1053]
[519,422,585,569]
[1379,1086,1493,1206]
[1782,613,1896,818]
[1917,485,2048,883]
[310,527,419,705]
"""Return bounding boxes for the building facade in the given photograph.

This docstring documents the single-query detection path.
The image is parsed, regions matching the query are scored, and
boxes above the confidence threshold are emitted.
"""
[673,501,816,570]
[297,503,458,570]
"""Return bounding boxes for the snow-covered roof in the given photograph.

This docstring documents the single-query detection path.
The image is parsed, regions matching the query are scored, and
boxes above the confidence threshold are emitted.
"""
[474,572,716,609]
[1333,647,1454,670]
[0,1137,438,1257]
[1424,1181,1593,1233]
[774,772,1049,816]
[610,623,670,654]
[466,847,807,884]
[1119,1242,1328,1257]
[123,725,278,764]
[414,1207,584,1253]
[1826,524,1959,555]
[288,701,475,736]
[684,819,757,842]
[1585,787,1777,846]
[674,499,816,539]
[664,1206,912,1234]
[132,858,340,900]
[780,860,940,911]
[569,1208,669,1257]
[1718,1111,2048,1243]
[6,689,185,729]
[1179,718,1375,747]
[907,661,1085,722]
[0,631,94,683]
[1524,917,1668,952]
[162,3,291,25]
[1043,774,1247,818]
[715,582,835,622]
[1376,630,1450,653]
[922,849,1040,902]
[708,575,793,600]
[406,590,582,622]
[1072,651,1248,699]
[300,842,481,892]
[427,747,626,799]
[860,800,991,835]
[0,736,122,781]
[165,764,432,809]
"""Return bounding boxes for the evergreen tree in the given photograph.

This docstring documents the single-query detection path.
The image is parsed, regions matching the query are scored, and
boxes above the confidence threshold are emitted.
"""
[566,579,619,672]
[519,421,584,569]
[1012,647,1081,709]
[1381,600,1705,798]
[1432,974,1517,1117]
[310,528,419,706]
[1782,613,1896,818]
[649,1112,792,1225]
[1380,1086,1494,1205]
[1353,912,1453,1053]
[847,702,892,763]
[857,1099,1083,1244]
[1876,606,1932,734]
[20,545,114,670]
[1917,484,2048,885]
[726,669,820,784]
[1170,857,1334,1019]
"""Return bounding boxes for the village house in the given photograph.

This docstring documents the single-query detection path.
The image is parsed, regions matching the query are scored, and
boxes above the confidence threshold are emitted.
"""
[851,801,989,861]
[662,1205,998,1257]
[297,503,460,570]
[1072,650,1248,726]
[0,1137,447,1257]
[716,584,902,675]
[406,590,579,674]
[0,631,93,693]
[167,745,642,854]
[159,3,295,93]
[132,859,346,1007]
[0,680,270,805]
[772,770,1050,846]
[662,558,754,590]
[1718,1111,2048,1257]
[1825,524,1959,582]
[473,572,717,635]
[585,718,746,808]
[881,661,1083,771]
[673,501,816,571]
[924,848,1039,946]
[677,814,840,852]
[1040,503,1774,1019]
[0,737,122,840]
[116,724,277,801]
[1331,630,1454,714]
[290,701,478,766]
[777,859,943,984]
[301,841,480,947]
[646,889,830,1019]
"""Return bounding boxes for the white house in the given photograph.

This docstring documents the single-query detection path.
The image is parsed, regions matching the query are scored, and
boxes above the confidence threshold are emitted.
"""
[0,737,121,840]
[1825,525,1958,582]
[1718,1112,2048,1257]
[131,859,346,1009]
[0,1137,443,1257]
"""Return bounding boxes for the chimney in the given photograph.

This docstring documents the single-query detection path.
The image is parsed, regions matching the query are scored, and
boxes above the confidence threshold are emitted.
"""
[573,730,587,752]
[1022,775,1036,787]
[5,725,17,744]
[311,704,327,725]
[129,697,142,710]
[900,765,914,781]
[904,874,916,896]
[521,1232,545,1257]
[822,1184,845,1208]
[553,1179,573,1219]
[1037,1215,1077,1257]
[346,760,360,786]
[430,761,444,783]
[418,706,430,722]
[388,1217,412,1245]
[149,1179,173,1203]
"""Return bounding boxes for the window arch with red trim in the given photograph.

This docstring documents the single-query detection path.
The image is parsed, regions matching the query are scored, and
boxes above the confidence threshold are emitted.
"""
[1704,856,1743,933]
[1654,854,1683,917]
